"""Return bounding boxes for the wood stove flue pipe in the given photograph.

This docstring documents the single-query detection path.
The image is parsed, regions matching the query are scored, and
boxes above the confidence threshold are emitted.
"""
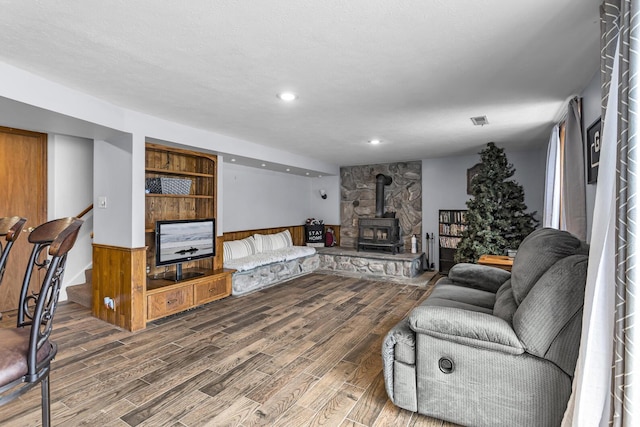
[375,173,393,218]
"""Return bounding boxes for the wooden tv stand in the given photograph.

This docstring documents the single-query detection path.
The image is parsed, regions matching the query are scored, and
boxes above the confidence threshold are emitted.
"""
[146,268,233,321]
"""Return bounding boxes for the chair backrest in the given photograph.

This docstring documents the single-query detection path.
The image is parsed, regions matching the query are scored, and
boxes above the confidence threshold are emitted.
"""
[15,217,83,380]
[510,228,589,305]
[512,254,589,376]
[0,216,27,285]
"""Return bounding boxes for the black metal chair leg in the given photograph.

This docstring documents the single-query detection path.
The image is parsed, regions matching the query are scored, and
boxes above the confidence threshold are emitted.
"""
[41,375,50,427]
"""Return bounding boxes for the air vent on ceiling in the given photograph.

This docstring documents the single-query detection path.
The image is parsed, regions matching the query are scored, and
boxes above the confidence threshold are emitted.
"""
[470,116,489,126]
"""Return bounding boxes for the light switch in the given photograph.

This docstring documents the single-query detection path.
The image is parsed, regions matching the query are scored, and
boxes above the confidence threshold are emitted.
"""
[98,196,107,208]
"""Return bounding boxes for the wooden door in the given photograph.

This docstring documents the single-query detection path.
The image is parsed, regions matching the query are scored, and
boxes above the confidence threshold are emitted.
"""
[0,126,47,313]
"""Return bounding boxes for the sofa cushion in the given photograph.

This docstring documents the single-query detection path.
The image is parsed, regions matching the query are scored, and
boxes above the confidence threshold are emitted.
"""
[493,280,517,324]
[511,228,587,305]
[254,230,293,252]
[275,246,316,261]
[428,284,496,310]
[223,236,257,261]
[513,254,588,360]
[446,263,511,293]
[420,297,493,314]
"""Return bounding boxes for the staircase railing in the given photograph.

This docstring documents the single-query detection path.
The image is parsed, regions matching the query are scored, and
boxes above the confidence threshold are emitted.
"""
[76,204,93,219]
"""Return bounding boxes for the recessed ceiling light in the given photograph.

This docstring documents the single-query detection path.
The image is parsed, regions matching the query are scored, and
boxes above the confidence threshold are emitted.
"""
[230,158,236,162]
[277,92,297,102]
[305,172,310,176]
[286,168,291,172]
[318,175,322,178]
[261,163,266,167]
[369,139,381,145]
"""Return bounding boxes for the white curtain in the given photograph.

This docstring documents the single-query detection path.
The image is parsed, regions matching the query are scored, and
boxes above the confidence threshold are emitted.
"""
[543,124,561,228]
[562,42,619,425]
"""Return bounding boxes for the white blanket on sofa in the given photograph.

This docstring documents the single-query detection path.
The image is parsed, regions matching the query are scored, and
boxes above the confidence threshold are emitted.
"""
[224,245,317,272]
[223,230,317,272]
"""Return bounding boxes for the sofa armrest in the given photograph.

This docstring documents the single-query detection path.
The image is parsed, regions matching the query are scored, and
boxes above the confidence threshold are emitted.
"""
[447,263,511,293]
[408,305,524,355]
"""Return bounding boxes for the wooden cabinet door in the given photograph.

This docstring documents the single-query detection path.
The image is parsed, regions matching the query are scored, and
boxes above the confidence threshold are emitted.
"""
[147,286,193,320]
[0,127,47,313]
[193,274,231,305]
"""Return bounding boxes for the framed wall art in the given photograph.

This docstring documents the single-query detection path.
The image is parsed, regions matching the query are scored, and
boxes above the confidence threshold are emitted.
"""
[586,117,601,184]
[467,163,482,195]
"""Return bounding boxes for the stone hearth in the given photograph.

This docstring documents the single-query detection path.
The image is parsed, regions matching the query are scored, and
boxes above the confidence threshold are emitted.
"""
[316,247,426,282]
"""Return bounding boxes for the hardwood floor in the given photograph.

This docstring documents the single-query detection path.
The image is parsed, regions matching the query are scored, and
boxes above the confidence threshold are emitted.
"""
[0,273,456,427]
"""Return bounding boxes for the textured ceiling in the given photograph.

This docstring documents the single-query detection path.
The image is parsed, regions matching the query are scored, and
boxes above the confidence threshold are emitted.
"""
[0,0,600,167]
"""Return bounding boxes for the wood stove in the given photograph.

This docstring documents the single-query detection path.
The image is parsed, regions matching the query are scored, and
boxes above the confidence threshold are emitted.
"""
[357,173,403,254]
[357,217,403,254]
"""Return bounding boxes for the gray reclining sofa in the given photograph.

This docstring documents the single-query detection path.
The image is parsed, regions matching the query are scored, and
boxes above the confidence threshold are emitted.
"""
[382,228,589,426]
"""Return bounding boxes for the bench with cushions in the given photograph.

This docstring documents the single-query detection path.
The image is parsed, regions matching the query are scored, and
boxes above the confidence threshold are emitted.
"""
[223,229,319,295]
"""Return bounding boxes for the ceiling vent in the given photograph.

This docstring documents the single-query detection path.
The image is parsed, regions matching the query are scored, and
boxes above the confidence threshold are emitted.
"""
[471,116,489,126]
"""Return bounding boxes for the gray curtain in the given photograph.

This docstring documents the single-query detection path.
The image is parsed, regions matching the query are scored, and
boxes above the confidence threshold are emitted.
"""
[601,1,620,121]
[565,2,637,424]
[599,0,638,424]
[561,97,587,240]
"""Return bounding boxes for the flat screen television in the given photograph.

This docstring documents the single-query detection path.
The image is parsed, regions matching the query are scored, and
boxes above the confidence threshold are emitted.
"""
[155,218,215,281]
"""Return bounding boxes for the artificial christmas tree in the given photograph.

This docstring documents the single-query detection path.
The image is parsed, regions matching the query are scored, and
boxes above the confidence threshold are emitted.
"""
[455,142,537,263]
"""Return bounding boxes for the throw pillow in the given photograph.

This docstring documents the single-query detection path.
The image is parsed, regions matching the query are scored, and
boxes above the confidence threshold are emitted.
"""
[254,229,293,253]
[223,236,257,261]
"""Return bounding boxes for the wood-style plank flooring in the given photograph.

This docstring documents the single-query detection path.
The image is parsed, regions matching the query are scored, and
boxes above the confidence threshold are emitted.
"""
[0,273,455,427]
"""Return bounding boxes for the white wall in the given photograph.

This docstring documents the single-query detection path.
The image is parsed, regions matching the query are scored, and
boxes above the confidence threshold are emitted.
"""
[310,175,340,225]
[222,163,313,231]
[47,134,94,300]
[94,136,138,247]
[0,61,339,249]
[422,145,546,270]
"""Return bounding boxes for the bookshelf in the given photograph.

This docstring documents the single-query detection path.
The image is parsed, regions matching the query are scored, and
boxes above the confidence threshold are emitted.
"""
[439,209,467,274]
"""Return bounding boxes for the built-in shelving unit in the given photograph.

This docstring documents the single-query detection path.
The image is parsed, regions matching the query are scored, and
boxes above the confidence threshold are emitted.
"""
[144,143,231,323]
[93,143,233,331]
[438,209,467,274]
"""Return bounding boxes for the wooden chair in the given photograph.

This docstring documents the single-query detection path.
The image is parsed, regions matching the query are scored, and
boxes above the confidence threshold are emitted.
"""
[0,217,83,427]
[0,217,27,320]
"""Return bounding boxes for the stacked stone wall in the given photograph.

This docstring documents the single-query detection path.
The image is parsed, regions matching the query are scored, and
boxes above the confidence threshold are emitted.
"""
[340,161,422,250]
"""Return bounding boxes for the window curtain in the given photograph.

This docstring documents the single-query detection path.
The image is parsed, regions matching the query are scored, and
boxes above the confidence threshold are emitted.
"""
[543,99,587,240]
[562,98,587,240]
[563,0,638,425]
[543,125,561,228]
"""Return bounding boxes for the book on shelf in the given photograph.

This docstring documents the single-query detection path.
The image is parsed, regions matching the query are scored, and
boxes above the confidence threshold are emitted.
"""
[439,236,461,249]
[439,223,467,236]
[438,210,467,224]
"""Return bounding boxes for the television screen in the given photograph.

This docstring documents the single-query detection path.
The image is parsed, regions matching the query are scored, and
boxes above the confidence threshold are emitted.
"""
[155,218,215,267]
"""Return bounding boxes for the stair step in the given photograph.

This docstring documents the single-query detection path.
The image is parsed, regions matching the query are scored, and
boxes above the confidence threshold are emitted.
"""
[66,282,92,308]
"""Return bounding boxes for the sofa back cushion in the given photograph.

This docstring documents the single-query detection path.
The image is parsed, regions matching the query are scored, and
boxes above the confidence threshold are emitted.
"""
[254,229,293,253]
[223,236,257,261]
[513,254,588,375]
[511,228,588,305]
[493,280,517,324]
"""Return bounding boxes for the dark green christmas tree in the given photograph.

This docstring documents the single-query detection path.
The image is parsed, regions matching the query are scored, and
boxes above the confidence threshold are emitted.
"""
[455,142,538,263]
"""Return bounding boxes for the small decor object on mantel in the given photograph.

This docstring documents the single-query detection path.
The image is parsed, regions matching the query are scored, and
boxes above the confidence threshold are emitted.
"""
[305,218,325,247]
[586,117,601,184]
[145,177,192,195]
[325,227,336,247]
